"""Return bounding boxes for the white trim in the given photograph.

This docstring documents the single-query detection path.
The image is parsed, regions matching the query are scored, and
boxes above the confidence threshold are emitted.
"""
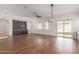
[0,36,8,39]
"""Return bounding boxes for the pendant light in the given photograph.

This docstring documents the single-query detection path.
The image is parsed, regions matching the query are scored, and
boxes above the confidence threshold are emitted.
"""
[48,4,55,23]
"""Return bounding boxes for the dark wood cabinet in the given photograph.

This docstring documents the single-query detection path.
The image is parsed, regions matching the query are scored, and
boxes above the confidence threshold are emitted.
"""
[13,20,28,35]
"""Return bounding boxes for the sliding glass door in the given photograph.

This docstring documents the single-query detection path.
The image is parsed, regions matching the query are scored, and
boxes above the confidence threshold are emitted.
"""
[57,20,72,38]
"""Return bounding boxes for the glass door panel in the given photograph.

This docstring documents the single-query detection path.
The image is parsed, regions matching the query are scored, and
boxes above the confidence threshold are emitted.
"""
[57,21,64,37]
[57,20,72,38]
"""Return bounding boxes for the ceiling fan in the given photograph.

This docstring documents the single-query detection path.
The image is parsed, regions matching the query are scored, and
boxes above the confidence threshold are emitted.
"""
[33,12,42,18]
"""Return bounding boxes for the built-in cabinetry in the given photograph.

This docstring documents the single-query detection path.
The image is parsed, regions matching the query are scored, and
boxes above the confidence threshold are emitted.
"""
[13,20,28,35]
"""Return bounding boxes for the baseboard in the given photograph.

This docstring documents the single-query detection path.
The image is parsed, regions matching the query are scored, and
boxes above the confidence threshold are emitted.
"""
[0,51,10,54]
[29,33,74,39]
[0,36,9,39]
[29,33,57,37]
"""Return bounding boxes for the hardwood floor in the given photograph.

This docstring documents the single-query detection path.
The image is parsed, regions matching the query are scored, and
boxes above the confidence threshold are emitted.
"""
[0,33,79,54]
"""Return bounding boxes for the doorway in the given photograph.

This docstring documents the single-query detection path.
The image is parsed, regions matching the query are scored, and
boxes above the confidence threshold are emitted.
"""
[57,20,72,38]
[0,19,8,37]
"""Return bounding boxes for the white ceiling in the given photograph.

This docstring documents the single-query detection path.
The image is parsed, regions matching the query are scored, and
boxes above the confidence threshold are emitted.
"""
[0,4,79,19]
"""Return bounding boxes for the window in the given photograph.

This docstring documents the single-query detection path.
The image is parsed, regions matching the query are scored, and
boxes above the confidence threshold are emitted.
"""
[34,22,49,30]
[37,23,43,29]
[34,23,37,29]
[44,22,48,29]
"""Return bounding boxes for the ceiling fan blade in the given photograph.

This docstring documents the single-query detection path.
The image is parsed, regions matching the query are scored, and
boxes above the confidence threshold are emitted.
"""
[33,12,42,18]
[37,15,42,18]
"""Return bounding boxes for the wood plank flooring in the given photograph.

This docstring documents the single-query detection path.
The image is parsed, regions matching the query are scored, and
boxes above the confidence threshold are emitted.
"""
[0,33,79,54]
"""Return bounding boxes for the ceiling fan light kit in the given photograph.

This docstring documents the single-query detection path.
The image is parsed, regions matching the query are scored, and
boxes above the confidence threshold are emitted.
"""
[33,12,42,18]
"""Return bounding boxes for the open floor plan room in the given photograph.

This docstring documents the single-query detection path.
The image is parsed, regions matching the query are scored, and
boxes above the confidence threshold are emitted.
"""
[0,4,79,54]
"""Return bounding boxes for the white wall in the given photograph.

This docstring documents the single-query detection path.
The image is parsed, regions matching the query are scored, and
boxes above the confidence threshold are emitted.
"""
[72,18,79,39]
[0,19,8,36]
[0,12,79,39]
[29,19,57,36]
[0,14,35,36]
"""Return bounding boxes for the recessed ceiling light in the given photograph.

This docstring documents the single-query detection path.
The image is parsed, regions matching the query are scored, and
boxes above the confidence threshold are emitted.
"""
[24,6,27,8]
